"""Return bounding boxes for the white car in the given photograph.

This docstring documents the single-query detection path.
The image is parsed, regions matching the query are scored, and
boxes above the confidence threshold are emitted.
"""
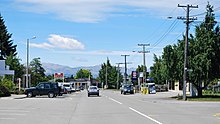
[88,86,99,97]
[62,83,72,93]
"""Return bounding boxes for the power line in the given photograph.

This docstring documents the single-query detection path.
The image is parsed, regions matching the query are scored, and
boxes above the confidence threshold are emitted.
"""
[150,19,180,50]
[139,7,180,45]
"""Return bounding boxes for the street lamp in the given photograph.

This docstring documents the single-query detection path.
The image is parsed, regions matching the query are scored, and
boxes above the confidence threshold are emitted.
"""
[26,36,36,88]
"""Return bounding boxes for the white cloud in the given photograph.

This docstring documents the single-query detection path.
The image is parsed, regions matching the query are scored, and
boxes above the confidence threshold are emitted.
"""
[30,42,54,49]
[14,0,218,23]
[30,34,85,50]
[54,50,140,56]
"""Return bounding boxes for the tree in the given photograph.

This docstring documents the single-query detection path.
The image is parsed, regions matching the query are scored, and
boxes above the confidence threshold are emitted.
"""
[149,54,165,84]
[75,69,92,79]
[5,53,24,80]
[189,3,220,97]
[149,3,220,97]
[162,45,176,83]
[136,65,149,77]
[29,57,46,86]
[0,14,17,59]
[99,59,122,89]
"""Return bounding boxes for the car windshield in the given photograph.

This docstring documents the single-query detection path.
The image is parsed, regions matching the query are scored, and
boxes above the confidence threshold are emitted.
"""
[63,84,70,87]
[124,85,132,88]
[89,87,97,90]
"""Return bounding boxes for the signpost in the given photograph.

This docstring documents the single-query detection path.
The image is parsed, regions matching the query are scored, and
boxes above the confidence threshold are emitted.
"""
[54,72,64,82]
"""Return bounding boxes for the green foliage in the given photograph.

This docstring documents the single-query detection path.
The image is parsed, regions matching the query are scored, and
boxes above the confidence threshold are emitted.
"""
[0,85,11,97]
[0,14,17,58]
[0,76,14,97]
[149,54,165,84]
[188,3,220,97]
[6,53,24,80]
[98,59,123,89]
[29,57,46,86]
[0,76,14,91]
[149,3,220,97]
[75,69,92,79]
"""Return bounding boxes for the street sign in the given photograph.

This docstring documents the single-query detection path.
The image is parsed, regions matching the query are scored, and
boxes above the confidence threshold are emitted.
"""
[131,71,137,81]
[54,73,64,79]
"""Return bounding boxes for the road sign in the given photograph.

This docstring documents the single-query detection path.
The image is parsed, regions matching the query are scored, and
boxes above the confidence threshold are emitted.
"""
[131,71,137,81]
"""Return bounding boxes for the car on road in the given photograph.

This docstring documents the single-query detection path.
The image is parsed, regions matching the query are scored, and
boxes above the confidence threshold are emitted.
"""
[25,82,60,98]
[62,82,72,93]
[87,86,99,97]
[121,84,134,95]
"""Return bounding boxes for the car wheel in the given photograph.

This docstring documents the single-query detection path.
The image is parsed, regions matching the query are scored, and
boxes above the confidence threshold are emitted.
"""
[48,92,54,98]
[97,94,99,96]
[27,92,33,97]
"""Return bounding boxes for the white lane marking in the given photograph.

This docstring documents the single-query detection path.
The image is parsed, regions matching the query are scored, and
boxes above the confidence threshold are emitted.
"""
[0,113,26,116]
[0,110,29,113]
[109,97,122,105]
[0,118,15,120]
[129,107,163,124]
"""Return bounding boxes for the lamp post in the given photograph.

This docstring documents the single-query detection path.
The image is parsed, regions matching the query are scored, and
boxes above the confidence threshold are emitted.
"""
[26,36,36,88]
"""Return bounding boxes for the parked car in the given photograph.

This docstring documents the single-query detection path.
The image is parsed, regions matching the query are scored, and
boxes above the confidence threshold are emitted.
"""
[63,82,72,93]
[25,82,60,98]
[87,86,99,97]
[121,84,134,95]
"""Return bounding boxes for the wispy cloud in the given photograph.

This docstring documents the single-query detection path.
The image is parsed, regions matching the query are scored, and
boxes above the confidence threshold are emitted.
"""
[14,0,215,23]
[71,57,88,62]
[54,50,136,56]
[30,34,85,50]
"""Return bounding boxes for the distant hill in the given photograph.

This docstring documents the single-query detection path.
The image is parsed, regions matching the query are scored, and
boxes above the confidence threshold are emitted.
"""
[42,63,101,77]
[42,63,137,78]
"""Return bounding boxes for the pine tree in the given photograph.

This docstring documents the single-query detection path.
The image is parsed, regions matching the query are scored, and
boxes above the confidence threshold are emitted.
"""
[0,14,17,59]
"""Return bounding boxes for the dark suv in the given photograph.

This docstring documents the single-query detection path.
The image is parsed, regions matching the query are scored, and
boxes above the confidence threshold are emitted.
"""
[25,82,60,98]
[121,84,134,95]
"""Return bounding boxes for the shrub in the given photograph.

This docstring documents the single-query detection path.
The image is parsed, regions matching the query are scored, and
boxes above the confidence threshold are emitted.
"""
[0,77,14,90]
[0,85,11,97]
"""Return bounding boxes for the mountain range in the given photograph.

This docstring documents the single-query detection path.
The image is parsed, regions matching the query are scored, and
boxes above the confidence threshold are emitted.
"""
[42,63,137,78]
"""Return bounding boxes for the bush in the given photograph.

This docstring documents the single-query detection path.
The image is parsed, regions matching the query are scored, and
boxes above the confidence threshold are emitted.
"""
[13,88,25,95]
[0,85,11,97]
[0,76,14,97]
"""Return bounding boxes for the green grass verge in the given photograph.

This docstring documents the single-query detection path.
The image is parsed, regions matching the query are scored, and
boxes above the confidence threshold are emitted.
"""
[187,95,220,101]
[171,95,220,101]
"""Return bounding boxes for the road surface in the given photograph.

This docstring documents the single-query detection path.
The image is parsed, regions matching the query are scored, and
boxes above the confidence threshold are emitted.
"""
[0,90,220,124]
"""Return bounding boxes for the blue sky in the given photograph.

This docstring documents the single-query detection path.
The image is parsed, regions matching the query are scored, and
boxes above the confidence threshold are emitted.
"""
[0,0,219,68]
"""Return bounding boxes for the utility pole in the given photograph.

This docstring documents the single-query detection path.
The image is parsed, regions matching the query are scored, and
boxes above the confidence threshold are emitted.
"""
[138,44,150,84]
[178,4,198,101]
[121,55,130,84]
[116,63,124,89]
[105,57,109,89]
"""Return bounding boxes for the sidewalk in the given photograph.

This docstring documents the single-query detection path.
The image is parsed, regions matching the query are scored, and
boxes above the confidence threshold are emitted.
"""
[0,94,26,99]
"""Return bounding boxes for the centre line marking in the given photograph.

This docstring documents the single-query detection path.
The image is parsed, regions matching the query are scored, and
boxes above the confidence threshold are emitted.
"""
[109,98,122,105]
[129,107,163,124]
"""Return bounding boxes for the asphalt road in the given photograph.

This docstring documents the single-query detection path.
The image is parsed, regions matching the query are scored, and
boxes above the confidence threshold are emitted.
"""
[0,90,220,124]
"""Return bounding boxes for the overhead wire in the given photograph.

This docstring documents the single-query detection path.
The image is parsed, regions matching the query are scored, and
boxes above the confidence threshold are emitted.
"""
[149,19,180,50]
[139,7,178,44]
